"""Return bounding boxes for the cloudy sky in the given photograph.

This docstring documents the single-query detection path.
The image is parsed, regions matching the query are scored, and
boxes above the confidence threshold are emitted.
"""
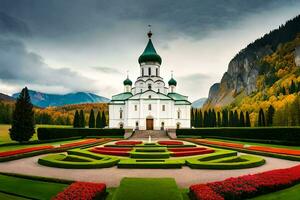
[0,0,300,101]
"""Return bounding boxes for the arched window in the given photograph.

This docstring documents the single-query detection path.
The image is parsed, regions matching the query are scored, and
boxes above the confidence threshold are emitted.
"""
[177,109,181,119]
[176,122,180,129]
[158,89,160,93]
[148,104,152,111]
[161,122,165,130]
[149,95,151,99]
[148,84,152,90]
[120,108,123,119]
[156,68,158,76]
[148,68,151,76]
[140,89,143,93]
[162,105,165,111]
[142,68,144,76]
[119,122,124,129]
[134,105,138,111]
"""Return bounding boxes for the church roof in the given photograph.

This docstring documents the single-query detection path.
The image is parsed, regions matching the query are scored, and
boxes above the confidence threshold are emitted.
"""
[168,77,177,86]
[138,32,162,65]
[167,92,191,104]
[123,77,132,86]
[111,92,133,101]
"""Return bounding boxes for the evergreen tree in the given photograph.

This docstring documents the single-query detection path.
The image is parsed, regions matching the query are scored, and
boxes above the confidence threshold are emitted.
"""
[290,80,296,94]
[79,110,85,128]
[203,111,208,127]
[245,111,251,127]
[10,87,35,142]
[267,105,275,126]
[239,111,245,127]
[212,109,216,127]
[199,110,203,127]
[233,110,239,127]
[96,111,102,128]
[258,108,266,126]
[73,110,80,127]
[88,109,95,128]
[229,110,234,127]
[191,108,194,127]
[194,110,199,128]
[101,111,107,128]
[222,109,228,127]
[217,111,221,127]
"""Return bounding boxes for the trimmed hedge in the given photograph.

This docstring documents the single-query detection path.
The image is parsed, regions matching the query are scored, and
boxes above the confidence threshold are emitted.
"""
[37,128,125,140]
[177,128,300,145]
[118,159,185,169]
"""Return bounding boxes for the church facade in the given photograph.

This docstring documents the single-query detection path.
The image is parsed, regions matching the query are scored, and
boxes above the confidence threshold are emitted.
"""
[109,31,191,130]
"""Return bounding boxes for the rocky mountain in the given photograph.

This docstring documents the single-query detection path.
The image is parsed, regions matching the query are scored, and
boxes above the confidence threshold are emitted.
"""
[12,90,110,108]
[0,93,15,102]
[191,98,207,108]
[205,15,300,108]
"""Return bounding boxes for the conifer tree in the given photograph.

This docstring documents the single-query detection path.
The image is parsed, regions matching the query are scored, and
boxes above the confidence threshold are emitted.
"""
[239,111,245,127]
[96,111,102,128]
[233,110,239,127]
[222,109,228,127]
[245,111,251,127]
[101,111,107,128]
[191,108,194,127]
[79,110,85,128]
[217,111,221,127]
[73,110,80,128]
[267,105,275,126]
[258,108,266,126]
[199,110,203,127]
[203,111,208,127]
[290,80,296,94]
[88,109,95,128]
[212,109,216,127]
[229,110,234,127]
[10,87,35,142]
[194,110,198,128]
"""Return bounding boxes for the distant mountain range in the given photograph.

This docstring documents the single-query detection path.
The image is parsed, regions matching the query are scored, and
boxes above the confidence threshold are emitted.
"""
[0,93,15,102]
[11,90,110,107]
[191,98,207,108]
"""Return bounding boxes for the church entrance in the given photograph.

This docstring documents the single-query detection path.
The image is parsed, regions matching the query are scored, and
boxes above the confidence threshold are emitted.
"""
[146,119,154,130]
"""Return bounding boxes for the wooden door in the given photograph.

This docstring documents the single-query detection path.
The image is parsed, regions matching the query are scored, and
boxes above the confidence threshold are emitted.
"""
[146,119,153,130]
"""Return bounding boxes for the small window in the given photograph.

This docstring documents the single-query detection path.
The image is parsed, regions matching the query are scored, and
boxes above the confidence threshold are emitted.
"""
[148,104,151,111]
[140,89,142,93]
[149,95,151,99]
[158,89,160,93]
[142,68,144,76]
[162,105,165,111]
[156,68,158,76]
[134,105,138,111]
[177,110,181,119]
[148,84,152,90]
[148,68,151,76]
[120,109,123,119]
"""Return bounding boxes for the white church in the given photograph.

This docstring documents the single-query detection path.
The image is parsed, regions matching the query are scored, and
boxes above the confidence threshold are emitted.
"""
[109,31,191,130]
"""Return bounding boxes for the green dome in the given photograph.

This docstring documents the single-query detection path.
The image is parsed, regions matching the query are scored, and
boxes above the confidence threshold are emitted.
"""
[168,77,177,86]
[138,39,162,65]
[123,78,132,86]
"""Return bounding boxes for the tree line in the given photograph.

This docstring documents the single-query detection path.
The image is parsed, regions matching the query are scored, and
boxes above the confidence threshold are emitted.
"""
[191,105,276,128]
[73,109,107,128]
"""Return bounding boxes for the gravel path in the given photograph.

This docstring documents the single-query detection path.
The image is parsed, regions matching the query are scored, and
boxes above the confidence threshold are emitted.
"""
[0,154,299,188]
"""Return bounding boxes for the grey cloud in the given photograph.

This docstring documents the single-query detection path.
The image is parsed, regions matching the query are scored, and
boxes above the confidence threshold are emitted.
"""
[0,38,94,92]
[91,66,121,74]
[0,12,30,37]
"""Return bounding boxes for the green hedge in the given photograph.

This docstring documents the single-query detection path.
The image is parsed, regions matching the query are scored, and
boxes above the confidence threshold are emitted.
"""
[177,128,300,145]
[118,159,185,169]
[37,128,125,140]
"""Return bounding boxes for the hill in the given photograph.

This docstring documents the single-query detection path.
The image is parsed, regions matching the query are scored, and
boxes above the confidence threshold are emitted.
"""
[12,90,110,108]
[0,93,15,102]
[191,98,207,108]
[204,15,300,108]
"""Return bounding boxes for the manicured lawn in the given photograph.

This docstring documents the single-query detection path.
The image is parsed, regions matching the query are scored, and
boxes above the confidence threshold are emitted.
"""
[208,138,300,150]
[251,183,300,200]
[112,178,183,200]
[0,174,68,200]
[0,124,71,144]
[0,192,29,200]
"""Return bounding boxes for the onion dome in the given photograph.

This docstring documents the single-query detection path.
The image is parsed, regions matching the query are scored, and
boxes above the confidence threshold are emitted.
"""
[123,77,132,86]
[168,77,177,86]
[138,31,162,65]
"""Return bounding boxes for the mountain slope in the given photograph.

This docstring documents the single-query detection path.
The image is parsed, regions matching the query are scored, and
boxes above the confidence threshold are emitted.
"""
[191,98,207,108]
[0,93,15,102]
[12,90,110,108]
[205,15,300,108]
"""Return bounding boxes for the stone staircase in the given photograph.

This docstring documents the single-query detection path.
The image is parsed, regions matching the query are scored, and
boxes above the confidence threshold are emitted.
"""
[130,130,168,139]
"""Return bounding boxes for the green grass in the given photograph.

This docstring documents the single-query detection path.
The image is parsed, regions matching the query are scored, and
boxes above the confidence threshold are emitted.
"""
[0,124,71,145]
[0,174,68,200]
[208,138,300,150]
[251,183,300,200]
[112,178,183,200]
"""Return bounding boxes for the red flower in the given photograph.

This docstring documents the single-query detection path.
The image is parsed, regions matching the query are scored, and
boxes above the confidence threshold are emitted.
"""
[158,141,183,145]
[115,141,143,146]
[0,145,54,157]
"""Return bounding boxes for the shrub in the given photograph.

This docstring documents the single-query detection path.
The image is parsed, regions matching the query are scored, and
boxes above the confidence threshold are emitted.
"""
[177,128,300,145]
[37,128,124,140]
[53,181,106,200]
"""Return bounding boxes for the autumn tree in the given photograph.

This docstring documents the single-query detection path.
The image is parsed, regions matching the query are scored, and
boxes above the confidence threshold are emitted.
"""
[10,87,35,142]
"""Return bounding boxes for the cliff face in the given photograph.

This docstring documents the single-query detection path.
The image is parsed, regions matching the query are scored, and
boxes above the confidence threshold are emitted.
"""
[205,46,273,107]
[296,46,300,67]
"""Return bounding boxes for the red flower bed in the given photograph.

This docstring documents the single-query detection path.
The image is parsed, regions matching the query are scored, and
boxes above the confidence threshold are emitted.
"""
[53,181,106,200]
[171,149,214,157]
[60,139,100,148]
[196,139,244,149]
[247,146,300,156]
[0,145,54,157]
[157,141,183,145]
[190,164,300,200]
[90,149,130,156]
[94,147,132,151]
[169,147,207,152]
[115,141,143,146]
[190,184,224,200]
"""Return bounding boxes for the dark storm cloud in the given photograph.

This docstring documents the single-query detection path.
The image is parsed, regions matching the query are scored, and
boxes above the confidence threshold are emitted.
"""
[0,0,297,39]
[0,12,30,37]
